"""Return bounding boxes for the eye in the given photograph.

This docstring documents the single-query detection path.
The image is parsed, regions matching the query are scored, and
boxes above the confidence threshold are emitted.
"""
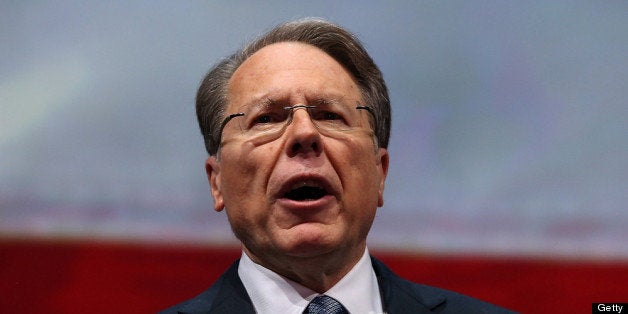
[322,111,342,120]
[311,109,343,121]
[248,109,287,128]
[253,114,272,124]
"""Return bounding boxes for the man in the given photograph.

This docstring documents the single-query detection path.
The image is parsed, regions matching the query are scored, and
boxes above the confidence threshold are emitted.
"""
[163,18,514,314]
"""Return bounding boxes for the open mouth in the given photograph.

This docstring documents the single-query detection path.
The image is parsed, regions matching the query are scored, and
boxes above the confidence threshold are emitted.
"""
[284,185,328,201]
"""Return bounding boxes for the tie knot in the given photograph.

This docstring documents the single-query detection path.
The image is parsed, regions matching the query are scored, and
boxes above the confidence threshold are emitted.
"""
[303,295,349,314]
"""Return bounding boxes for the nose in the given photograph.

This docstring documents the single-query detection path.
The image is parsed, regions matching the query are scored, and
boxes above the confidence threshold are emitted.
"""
[284,107,323,157]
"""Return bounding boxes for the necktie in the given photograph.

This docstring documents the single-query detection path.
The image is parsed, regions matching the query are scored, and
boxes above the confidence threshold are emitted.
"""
[303,295,349,314]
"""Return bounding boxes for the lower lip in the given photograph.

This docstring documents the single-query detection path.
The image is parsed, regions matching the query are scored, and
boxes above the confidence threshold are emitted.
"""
[275,194,335,211]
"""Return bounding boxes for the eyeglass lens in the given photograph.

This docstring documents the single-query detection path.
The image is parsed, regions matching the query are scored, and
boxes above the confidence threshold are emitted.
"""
[221,102,373,144]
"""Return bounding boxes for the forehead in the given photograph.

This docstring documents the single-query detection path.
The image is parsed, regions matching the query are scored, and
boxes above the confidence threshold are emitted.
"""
[227,42,361,109]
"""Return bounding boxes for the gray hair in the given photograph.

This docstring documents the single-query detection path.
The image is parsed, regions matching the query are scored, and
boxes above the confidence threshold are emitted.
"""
[196,18,391,155]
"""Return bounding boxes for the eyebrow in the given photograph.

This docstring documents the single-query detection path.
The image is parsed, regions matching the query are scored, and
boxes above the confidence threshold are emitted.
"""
[309,96,345,106]
[233,97,277,113]
[241,93,348,109]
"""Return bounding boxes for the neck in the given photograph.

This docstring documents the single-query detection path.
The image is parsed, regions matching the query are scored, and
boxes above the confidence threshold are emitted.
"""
[243,243,366,293]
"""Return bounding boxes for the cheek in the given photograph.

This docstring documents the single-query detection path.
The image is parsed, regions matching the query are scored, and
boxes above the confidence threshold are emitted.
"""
[221,159,254,193]
[342,137,379,173]
[220,157,267,236]
[332,138,382,197]
[221,141,276,188]
[219,142,280,216]
[218,156,256,213]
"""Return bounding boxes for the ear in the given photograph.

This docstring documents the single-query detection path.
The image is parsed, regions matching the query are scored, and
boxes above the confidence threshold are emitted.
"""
[376,148,389,207]
[206,156,225,212]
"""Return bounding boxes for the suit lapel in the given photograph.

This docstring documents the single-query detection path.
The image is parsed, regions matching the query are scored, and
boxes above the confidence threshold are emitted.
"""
[176,256,449,313]
[177,259,255,314]
[371,256,447,313]
[208,262,255,314]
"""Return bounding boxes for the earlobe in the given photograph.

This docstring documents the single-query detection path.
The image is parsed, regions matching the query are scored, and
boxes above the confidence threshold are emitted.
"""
[376,148,389,207]
[206,156,225,212]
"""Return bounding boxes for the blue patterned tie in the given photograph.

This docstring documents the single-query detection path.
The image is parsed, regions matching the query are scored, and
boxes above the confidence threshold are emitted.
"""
[303,295,349,314]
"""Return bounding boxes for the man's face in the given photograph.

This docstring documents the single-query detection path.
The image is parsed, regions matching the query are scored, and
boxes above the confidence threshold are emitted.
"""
[206,42,388,262]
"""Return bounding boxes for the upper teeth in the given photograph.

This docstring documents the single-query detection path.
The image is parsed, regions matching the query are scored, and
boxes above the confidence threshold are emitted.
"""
[291,180,322,190]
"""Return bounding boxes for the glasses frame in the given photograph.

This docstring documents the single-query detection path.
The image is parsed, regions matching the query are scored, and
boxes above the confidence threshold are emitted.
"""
[214,104,376,148]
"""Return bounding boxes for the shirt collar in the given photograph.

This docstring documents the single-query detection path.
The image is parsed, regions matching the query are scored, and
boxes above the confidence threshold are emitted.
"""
[238,247,384,314]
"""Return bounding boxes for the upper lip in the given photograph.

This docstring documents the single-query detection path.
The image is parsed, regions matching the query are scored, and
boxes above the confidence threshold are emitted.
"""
[275,174,338,200]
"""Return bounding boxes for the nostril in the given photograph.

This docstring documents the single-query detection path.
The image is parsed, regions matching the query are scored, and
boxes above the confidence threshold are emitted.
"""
[291,142,303,153]
[285,120,323,157]
[290,139,320,155]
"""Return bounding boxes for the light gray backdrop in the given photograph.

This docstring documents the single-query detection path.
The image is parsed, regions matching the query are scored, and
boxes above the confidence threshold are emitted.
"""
[1,1,627,258]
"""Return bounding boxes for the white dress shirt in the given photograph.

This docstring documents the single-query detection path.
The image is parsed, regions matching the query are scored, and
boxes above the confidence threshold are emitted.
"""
[238,247,384,314]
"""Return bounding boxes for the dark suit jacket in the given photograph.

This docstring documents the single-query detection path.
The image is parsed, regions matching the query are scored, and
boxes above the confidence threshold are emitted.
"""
[160,256,515,314]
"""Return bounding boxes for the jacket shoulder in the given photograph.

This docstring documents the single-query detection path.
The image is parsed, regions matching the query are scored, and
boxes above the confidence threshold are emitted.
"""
[158,270,225,314]
[371,256,517,314]
[159,259,254,314]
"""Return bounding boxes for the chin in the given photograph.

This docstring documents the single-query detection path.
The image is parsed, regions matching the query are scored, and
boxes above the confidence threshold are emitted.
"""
[277,226,343,257]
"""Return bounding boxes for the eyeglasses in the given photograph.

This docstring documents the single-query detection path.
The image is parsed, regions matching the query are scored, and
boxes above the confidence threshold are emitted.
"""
[216,102,376,146]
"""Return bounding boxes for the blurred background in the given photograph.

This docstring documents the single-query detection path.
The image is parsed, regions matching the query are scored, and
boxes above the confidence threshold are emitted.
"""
[1,1,626,313]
